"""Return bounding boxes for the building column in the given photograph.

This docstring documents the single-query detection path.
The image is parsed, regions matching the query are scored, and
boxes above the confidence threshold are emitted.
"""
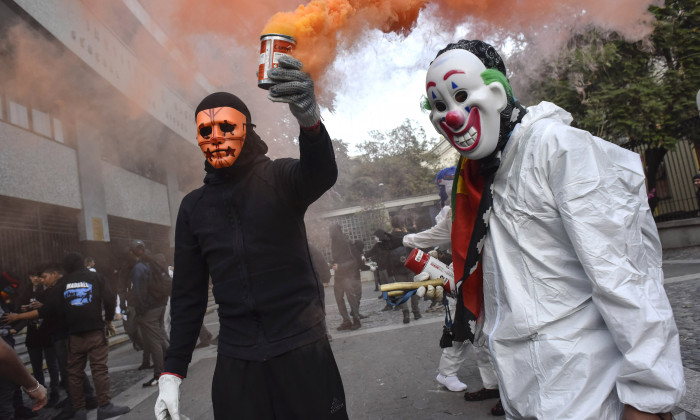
[75,121,110,242]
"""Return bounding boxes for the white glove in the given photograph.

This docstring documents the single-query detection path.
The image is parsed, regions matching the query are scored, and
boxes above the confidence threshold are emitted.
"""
[434,286,444,301]
[155,374,189,420]
[267,55,321,128]
[413,272,430,282]
[416,286,426,297]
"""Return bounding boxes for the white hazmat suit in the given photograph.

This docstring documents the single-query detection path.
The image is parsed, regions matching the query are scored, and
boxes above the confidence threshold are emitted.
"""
[404,207,500,390]
[482,102,685,418]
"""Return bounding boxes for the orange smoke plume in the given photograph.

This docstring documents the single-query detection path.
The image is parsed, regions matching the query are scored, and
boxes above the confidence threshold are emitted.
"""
[262,0,659,81]
[262,0,429,80]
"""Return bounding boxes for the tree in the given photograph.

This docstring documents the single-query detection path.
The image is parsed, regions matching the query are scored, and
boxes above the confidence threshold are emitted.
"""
[522,0,700,212]
[344,119,440,205]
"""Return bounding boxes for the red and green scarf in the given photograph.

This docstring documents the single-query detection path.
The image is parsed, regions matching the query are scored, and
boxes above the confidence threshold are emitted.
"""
[449,155,499,342]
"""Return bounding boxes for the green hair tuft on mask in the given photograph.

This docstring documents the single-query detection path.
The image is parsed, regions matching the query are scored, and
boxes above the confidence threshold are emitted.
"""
[480,69,513,100]
[420,95,432,112]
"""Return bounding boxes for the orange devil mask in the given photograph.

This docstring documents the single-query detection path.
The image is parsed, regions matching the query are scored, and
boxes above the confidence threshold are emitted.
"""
[196,106,247,168]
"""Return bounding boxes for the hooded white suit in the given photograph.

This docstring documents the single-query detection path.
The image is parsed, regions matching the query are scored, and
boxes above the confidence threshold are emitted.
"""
[482,102,685,419]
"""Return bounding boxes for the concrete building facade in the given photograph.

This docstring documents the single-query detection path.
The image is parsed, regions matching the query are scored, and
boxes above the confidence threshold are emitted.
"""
[0,0,208,278]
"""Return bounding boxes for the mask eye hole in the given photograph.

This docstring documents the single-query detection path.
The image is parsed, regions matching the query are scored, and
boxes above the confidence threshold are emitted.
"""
[455,91,468,103]
[434,101,447,112]
[199,126,212,137]
[220,121,236,134]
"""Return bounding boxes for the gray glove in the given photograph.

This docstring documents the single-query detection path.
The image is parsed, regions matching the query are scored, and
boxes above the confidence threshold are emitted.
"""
[267,55,321,129]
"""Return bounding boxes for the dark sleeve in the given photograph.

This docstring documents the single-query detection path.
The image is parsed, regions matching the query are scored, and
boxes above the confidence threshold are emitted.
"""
[99,273,116,323]
[274,124,338,208]
[334,239,358,273]
[164,196,210,378]
[130,264,150,313]
[37,290,59,320]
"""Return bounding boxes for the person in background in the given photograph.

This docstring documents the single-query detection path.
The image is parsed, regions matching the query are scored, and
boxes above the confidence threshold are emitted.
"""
[128,240,169,388]
[693,173,700,213]
[380,216,421,324]
[16,267,61,407]
[330,224,362,331]
[5,255,129,420]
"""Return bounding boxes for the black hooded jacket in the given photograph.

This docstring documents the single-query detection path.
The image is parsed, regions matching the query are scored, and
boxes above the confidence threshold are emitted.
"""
[165,124,337,377]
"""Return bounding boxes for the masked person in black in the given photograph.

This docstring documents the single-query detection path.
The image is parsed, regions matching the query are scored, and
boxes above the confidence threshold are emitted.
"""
[155,55,347,420]
[329,224,361,331]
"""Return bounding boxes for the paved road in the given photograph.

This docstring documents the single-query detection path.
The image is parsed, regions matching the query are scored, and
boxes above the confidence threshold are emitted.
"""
[25,259,700,419]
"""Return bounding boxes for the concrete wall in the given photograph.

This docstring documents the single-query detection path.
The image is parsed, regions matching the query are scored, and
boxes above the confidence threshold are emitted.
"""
[103,163,171,226]
[0,121,81,209]
[658,218,700,250]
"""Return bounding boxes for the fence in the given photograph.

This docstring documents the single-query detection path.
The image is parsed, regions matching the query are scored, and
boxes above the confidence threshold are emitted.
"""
[628,138,700,222]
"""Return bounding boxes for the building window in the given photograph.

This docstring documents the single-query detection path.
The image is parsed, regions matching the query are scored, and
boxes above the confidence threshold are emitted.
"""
[8,101,29,129]
[32,109,52,138]
[52,118,64,143]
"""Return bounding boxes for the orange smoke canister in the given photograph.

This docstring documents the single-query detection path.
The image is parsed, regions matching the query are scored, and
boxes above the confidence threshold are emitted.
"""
[258,34,296,90]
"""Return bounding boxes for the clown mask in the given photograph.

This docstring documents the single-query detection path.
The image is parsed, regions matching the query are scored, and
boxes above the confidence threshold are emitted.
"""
[196,106,247,168]
[426,49,507,160]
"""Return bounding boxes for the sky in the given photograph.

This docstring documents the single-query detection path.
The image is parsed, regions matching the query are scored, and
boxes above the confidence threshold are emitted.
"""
[318,17,468,153]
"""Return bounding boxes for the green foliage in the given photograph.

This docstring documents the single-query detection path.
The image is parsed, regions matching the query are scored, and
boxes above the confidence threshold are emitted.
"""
[342,119,440,205]
[525,0,700,150]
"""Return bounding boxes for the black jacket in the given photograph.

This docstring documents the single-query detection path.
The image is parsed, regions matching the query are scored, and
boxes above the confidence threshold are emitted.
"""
[17,286,52,348]
[165,125,337,377]
[329,227,358,281]
[39,269,115,335]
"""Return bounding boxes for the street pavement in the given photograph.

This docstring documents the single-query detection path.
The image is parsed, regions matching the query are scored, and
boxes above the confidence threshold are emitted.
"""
[24,253,700,419]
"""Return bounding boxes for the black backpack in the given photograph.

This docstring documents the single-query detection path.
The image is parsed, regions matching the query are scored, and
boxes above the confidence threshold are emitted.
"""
[145,259,172,304]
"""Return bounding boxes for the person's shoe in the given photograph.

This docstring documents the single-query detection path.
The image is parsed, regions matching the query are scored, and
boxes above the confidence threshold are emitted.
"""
[403,311,410,324]
[381,304,392,311]
[377,294,383,299]
[414,312,422,320]
[436,374,467,392]
[464,387,500,401]
[85,396,98,410]
[350,319,361,330]
[336,320,353,331]
[13,405,38,418]
[96,403,131,420]
[72,409,88,420]
[52,407,75,420]
[142,377,159,387]
[137,363,152,370]
[490,399,505,416]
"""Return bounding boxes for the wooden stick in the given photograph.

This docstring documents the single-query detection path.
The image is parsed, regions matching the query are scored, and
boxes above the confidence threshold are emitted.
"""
[380,278,443,292]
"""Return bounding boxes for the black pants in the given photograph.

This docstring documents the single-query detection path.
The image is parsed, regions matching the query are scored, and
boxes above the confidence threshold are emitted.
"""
[212,338,348,420]
[334,274,360,322]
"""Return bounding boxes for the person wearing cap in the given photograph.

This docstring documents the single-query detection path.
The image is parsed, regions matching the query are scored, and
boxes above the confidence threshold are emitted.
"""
[154,55,346,420]
[128,239,169,388]
[423,39,685,419]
